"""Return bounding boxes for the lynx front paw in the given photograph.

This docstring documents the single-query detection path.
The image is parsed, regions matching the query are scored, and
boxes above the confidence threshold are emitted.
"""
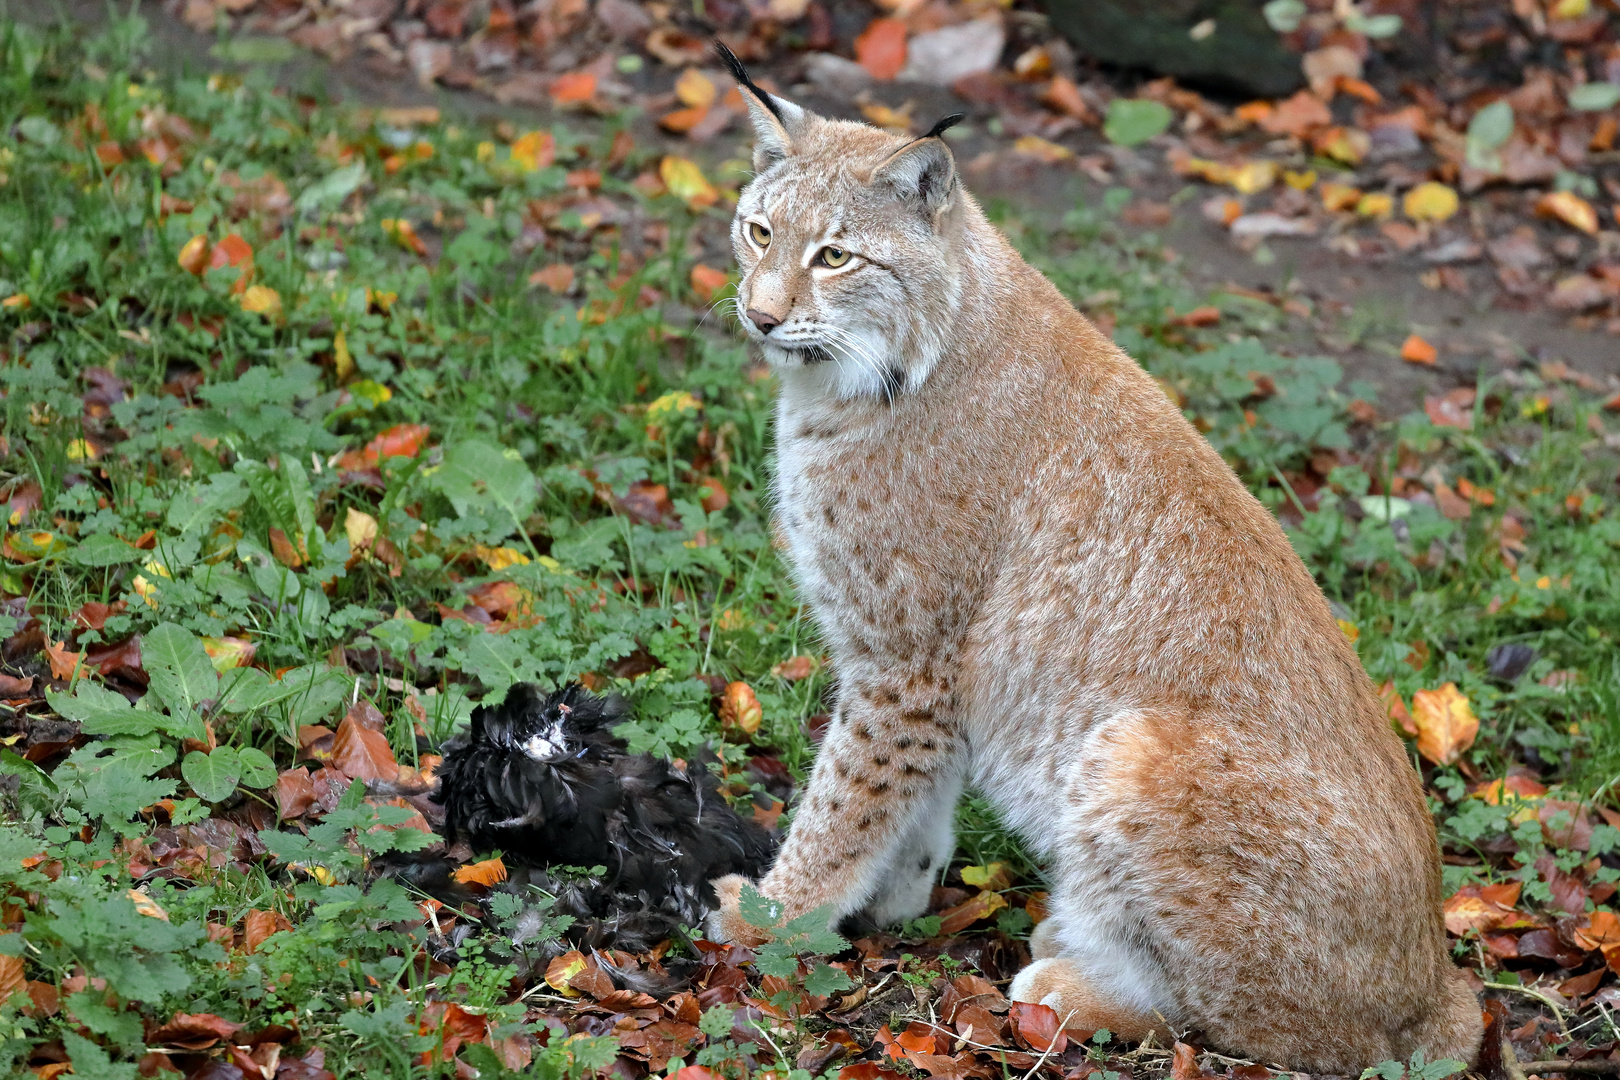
[706,874,774,947]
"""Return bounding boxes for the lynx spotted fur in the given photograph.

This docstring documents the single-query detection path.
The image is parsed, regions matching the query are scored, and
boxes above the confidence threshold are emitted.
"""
[704,48,1481,1073]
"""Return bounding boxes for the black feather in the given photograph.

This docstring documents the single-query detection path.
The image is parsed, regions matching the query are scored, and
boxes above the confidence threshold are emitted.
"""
[422,682,776,955]
[714,39,787,126]
[923,112,966,140]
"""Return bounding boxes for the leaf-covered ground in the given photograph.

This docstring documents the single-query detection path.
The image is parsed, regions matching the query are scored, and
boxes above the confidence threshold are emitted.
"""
[1,12,1620,1080]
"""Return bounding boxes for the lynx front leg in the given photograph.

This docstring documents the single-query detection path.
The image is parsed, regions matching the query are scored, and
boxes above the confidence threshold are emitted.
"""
[711,677,964,937]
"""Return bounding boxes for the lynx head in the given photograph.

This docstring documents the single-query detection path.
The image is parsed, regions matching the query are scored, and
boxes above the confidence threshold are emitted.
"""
[719,45,969,401]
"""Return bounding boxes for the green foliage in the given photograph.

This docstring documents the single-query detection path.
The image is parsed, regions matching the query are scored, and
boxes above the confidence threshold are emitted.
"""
[1102,99,1172,147]
[1361,1050,1467,1080]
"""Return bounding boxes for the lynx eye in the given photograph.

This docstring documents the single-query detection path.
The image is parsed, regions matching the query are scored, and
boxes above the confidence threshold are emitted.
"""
[818,246,851,268]
[747,221,771,248]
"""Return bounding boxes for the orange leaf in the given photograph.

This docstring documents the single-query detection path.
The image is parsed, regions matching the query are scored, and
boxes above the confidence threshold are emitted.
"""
[0,948,24,1007]
[530,263,575,293]
[209,234,254,294]
[719,681,763,737]
[1410,683,1478,766]
[1040,76,1092,121]
[550,72,597,105]
[45,640,81,681]
[689,263,729,303]
[936,889,1007,935]
[1009,1001,1068,1054]
[1536,190,1599,235]
[855,18,907,81]
[659,106,710,134]
[177,234,210,275]
[1378,680,1415,736]
[675,68,718,109]
[1424,388,1476,430]
[1399,334,1438,365]
[510,131,556,172]
[771,655,816,681]
[453,857,508,888]
[242,908,292,953]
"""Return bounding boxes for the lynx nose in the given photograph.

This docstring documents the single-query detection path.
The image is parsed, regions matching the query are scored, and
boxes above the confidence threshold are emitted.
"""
[746,308,782,335]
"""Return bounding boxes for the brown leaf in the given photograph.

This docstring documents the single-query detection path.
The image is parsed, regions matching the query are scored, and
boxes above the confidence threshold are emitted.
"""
[617,479,678,526]
[719,681,763,738]
[1171,1042,1201,1080]
[1009,1001,1067,1053]
[1259,91,1331,137]
[242,908,293,953]
[275,768,317,820]
[529,264,575,293]
[330,706,399,783]
[771,656,816,681]
[1540,799,1594,850]
[149,1012,244,1051]
[0,672,33,698]
[855,18,907,81]
[0,947,24,1007]
[1423,388,1476,430]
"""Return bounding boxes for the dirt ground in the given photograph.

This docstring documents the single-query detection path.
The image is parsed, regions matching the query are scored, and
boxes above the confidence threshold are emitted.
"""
[12,0,1620,415]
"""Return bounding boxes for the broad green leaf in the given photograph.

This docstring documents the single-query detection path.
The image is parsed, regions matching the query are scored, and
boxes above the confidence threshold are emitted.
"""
[70,533,142,567]
[182,747,241,803]
[211,35,298,63]
[1570,83,1620,111]
[166,473,249,535]
[47,682,162,737]
[1466,101,1514,171]
[1103,99,1173,147]
[295,162,369,214]
[143,623,217,734]
[738,883,784,930]
[237,746,277,788]
[428,439,538,525]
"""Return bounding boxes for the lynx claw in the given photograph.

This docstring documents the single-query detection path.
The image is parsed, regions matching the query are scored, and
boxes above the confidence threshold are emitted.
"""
[706,873,775,947]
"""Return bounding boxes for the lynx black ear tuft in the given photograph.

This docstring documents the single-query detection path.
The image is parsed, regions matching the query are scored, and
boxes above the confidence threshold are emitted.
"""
[715,40,786,126]
[923,112,967,140]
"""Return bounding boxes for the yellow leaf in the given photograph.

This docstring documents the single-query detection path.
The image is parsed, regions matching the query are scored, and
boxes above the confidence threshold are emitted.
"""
[510,130,556,173]
[350,380,392,408]
[476,140,496,164]
[646,390,700,422]
[1355,193,1394,219]
[1403,181,1459,223]
[65,438,98,461]
[1551,0,1589,17]
[1320,182,1362,212]
[1537,190,1599,235]
[239,284,282,318]
[127,888,170,921]
[1337,619,1359,642]
[142,559,172,580]
[0,293,29,310]
[177,233,210,274]
[332,329,353,380]
[132,574,159,607]
[960,862,1011,890]
[659,156,718,209]
[344,507,379,551]
[674,68,717,109]
[201,636,255,672]
[537,554,564,572]
[1283,168,1317,189]
[474,544,530,571]
[1228,159,1277,195]
[1012,135,1073,163]
[546,951,587,997]
[1410,683,1478,766]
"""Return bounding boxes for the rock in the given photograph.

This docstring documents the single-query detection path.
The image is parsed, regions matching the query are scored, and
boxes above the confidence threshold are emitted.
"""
[1035,0,1302,98]
[1229,212,1317,238]
[899,16,1006,86]
[1486,643,1537,683]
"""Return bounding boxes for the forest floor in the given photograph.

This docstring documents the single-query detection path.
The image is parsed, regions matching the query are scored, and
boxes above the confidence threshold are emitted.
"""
[1,5,1620,1080]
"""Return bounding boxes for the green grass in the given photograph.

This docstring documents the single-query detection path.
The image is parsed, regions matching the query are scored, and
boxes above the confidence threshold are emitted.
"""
[1,11,1618,1077]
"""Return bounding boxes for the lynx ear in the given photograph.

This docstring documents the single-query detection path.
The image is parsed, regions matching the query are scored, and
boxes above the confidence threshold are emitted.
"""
[716,41,808,170]
[870,113,964,215]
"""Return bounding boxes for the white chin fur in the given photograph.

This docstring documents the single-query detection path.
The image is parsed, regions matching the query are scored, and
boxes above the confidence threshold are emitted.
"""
[764,330,925,402]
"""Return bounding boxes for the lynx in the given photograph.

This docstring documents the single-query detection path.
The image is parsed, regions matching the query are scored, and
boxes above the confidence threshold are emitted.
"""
[705,48,1481,1073]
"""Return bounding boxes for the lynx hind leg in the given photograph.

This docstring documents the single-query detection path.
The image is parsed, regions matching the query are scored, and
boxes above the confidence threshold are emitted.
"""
[1009,958,1164,1043]
[1028,916,1065,960]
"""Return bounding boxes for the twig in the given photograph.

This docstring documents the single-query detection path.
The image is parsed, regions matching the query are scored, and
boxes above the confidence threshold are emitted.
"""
[1522,1062,1620,1076]
[1485,981,1570,1033]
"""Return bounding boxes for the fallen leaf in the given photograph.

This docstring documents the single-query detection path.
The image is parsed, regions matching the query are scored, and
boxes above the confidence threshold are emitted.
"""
[1537,190,1600,234]
[1424,388,1476,430]
[1040,76,1092,121]
[1400,334,1438,365]
[275,768,317,820]
[545,951,588,997]
[936,889,1007,934]
[1404,182,1459,223]
[855,18,907,81]
[243,908,293,952]
[719,681,763,737]
[239,284,282,318]
[330,704,400,782]
[690,263,729,303]
[127,888,170,921]
[45,640,81,681]
[550,72,597,105]
[1410,683,1478,766]
[209,233,254,293]
[1013,135,1073,163]
[453,857,508,888]
[177,233,210,275]
[529,263,575,293]
[675,68,718,109]
[660,156,718,209]
[381,218,427,256]
[1259,91,1331,137]
[510,131,556,172]
[149,1012,244,1051]
[960,862,1012,889]
[0,949,23,1007]
[771,655,816,681]
[1010,1001,1068,1053]
[201,636,255,672]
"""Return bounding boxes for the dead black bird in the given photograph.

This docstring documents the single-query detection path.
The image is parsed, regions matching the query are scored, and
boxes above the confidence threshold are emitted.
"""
[422,682,776,953]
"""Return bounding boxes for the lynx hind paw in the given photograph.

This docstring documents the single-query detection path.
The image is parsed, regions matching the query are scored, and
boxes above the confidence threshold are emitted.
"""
[706,874,774,947]
[1009,958,1161,1043]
